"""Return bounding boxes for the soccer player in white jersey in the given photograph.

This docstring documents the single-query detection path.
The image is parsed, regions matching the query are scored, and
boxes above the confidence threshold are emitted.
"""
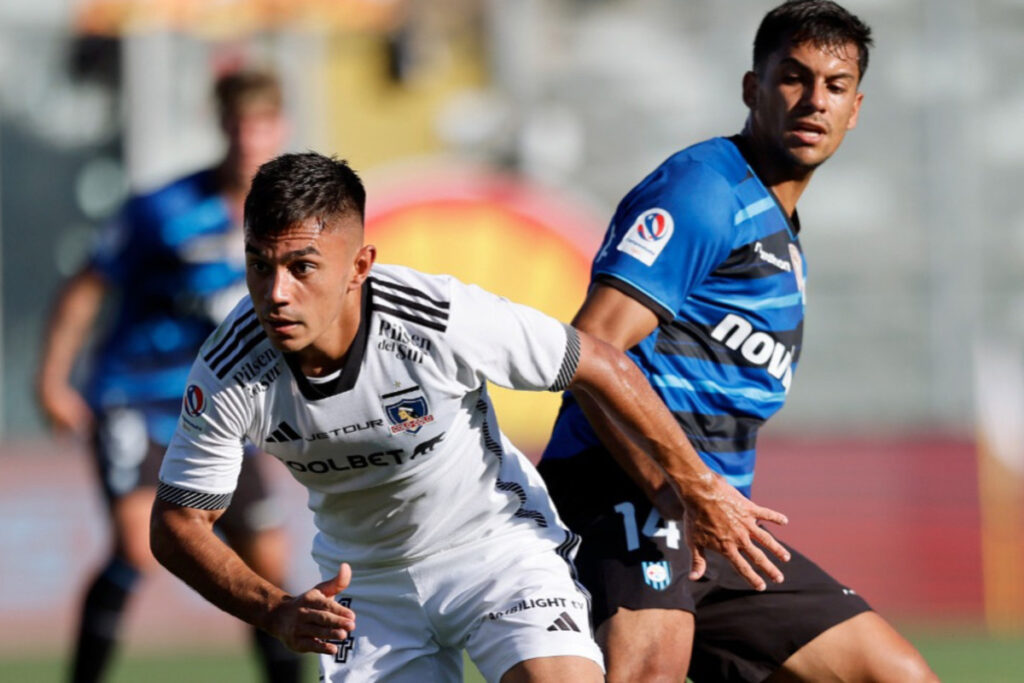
[150,152,791,682]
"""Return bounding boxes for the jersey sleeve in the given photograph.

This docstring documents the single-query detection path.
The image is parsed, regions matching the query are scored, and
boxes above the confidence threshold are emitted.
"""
[156,355,252,510]
[444,279,580,393]
[592,159,735,323]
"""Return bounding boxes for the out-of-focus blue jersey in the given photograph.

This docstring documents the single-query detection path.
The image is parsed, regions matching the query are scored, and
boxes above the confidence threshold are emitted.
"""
[543,137,806,496]
[86,169,246,445]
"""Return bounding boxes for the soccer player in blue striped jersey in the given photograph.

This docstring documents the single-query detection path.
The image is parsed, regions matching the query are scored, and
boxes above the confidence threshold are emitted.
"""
[36,69,302,683]
[539,2,938,681]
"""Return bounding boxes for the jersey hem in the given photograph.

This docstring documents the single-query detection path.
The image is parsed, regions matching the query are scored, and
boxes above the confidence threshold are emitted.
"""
[593,273,674,324]
[549,325,581,392]
[156,481,232,510]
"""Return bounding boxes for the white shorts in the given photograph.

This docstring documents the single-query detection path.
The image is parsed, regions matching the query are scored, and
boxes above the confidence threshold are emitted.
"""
[315,532,604,682]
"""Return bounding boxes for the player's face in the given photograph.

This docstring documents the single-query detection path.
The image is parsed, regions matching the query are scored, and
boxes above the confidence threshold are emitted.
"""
[743,40,864,172]
[245,216,375,359]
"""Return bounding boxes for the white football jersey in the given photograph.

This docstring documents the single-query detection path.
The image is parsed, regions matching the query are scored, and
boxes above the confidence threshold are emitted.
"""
[158,264,582,569]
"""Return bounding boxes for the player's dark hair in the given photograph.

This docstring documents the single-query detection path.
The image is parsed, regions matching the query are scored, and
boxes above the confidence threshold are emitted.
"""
[245,152,366,237]
[214,68,283,121]
[753,0,872,80]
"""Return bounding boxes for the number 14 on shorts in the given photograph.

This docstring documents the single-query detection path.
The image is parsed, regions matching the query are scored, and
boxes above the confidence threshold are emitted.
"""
[613,501,681,550]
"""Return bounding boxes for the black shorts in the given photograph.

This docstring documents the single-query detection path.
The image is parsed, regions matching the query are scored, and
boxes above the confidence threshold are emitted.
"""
[539,447,871,683]
[92,406,282,536]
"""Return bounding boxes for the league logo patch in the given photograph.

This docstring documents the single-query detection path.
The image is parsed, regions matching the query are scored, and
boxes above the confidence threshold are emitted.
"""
[636,209,671,241]
[616,208,674,266]
[183,384,206,418]
[642,561,672,591]
[383,394,434,435]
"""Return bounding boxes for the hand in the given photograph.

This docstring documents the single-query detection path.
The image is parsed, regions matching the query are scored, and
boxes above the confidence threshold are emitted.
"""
[679,473,790,591]
[37,380,93,436]
[267,563,357,655]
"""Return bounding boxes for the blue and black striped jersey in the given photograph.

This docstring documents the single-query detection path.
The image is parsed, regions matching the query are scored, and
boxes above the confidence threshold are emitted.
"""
[543,137,806,496]
[86,169,246,445]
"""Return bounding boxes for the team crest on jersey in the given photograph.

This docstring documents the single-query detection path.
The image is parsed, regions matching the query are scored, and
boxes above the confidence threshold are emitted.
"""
[788,244,806,304]
[384,394,434,434]
[617,208,674,266]
[183,384,207,418]
[642,561,671,591]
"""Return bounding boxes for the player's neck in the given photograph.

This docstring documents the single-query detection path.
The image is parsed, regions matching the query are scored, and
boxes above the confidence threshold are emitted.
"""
[295,285,365,378]
[216,156,244,190]
[216,153,266,196]
[737,130,814,218]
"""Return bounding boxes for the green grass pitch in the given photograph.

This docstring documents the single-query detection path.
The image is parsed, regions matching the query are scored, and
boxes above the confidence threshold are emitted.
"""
[1,630,1021,682]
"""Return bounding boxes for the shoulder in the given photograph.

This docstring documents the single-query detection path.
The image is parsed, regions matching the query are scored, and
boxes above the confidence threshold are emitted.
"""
[674,137,750,184]
[613,138,745,242]
[368,264,453,334]
[196,297,279,387]
[630,138,745,204]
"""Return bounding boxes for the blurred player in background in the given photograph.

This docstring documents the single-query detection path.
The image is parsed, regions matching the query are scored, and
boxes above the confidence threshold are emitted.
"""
[35,69,302,683]
[539,1,938,681]
[150,152,791,682]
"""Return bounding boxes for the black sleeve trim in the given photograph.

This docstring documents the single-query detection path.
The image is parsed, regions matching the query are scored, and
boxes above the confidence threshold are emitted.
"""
[550,325,582,392]
[156,482,232,510]
[593,274,675,325]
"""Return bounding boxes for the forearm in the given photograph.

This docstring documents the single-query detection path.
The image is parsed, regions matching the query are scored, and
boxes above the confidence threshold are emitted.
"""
[573,389,669,500]
[37,269,106,388]
[150,500,288,632]
[569,333,715,503]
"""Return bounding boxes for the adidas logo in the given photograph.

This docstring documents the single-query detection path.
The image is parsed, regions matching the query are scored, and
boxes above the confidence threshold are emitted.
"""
[267,421,301,443]
[546,612,581,633]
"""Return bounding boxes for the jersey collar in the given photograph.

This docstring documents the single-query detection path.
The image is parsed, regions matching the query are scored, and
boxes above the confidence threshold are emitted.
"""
[728,134,802,236]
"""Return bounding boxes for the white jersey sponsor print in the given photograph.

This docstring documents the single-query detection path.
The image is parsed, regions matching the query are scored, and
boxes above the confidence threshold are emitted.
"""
[159,264,581,569]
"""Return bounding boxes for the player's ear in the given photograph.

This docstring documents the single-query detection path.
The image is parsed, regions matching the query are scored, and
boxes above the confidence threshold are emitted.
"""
[742,71,758,109]
[349,244,376,291]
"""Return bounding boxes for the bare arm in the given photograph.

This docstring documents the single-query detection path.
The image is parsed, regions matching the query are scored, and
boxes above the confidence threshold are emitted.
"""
[35,267,108,435]
[567,284,790,589]
[150,497,356,654]
[571,285,669,502]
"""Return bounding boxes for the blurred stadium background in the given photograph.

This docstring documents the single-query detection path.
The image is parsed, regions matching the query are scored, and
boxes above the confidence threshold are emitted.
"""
[0,0,1022,681]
